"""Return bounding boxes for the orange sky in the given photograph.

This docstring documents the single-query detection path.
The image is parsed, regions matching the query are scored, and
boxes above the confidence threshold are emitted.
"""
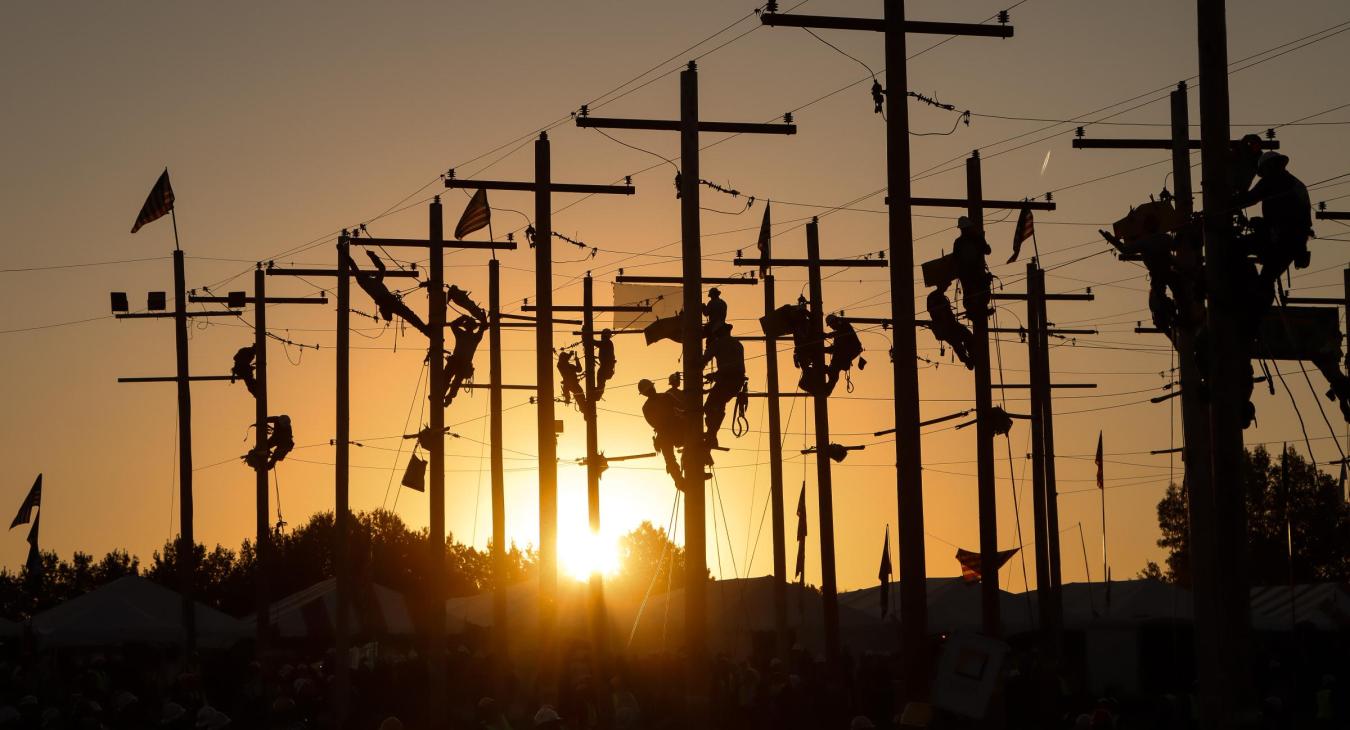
[2,0,1347,592]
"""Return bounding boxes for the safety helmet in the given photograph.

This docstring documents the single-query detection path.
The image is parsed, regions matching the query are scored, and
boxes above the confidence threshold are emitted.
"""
[1257,151,1288,175]
[957,216,975,230]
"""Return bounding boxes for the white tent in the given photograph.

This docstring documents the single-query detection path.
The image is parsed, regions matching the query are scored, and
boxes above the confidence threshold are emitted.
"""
[31,576,247,648]
[247,578,416,640]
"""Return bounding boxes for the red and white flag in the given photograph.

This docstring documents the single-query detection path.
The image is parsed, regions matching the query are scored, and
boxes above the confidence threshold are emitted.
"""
[454,189,491,240]
[130,169,175,234]
[1007,206,1034,263]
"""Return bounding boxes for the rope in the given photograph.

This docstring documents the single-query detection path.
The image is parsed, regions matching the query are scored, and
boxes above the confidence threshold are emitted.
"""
[628,490,681,651]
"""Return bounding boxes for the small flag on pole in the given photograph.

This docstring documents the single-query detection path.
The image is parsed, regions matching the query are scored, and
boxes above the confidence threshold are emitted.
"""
[794,483,807,581]
[454,189,492,240]
[755,202,772,277]
[10,474,41,529]
[1095,432,1104,490]
[955,547,1019,584]
[130,169,175,234]
[1007,206,1034,264]
[878,525,893,617]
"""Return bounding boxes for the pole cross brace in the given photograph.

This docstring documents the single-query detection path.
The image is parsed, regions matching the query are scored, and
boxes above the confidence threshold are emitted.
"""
[118,375,236,383]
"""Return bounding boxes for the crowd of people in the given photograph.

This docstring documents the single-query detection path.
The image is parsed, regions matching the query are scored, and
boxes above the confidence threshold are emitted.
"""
[0,636,1342,729]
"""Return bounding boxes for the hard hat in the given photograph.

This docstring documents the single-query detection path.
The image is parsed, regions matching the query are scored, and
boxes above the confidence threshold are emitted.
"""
[533,706,562,727]
[709,287,721,296]
[1257,151,1288,175]
[637,379,655,393]
[957,216,975,230]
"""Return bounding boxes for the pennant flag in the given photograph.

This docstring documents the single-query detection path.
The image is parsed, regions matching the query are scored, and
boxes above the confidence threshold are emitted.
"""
[1095,432,1104,490]
[1007,206,1034,264]
[454,189,492,240]
[25,512,43,583]
[755,202,772,277]
[130,169,175,234]
[955,547,1019,584]
[878,525,893,617]
[10,474,41,529]
[794,483,807,581]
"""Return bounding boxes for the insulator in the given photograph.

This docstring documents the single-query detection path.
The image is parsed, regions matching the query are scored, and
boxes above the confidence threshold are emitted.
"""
[997,9,1010,24]
[1075,126,1085,138]
[579,104,589,117]
[784,112,794,124]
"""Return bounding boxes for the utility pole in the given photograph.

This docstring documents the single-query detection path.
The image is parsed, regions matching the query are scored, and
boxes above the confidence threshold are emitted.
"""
[187,271,327,661]
[1073,74,1280,728]
[759,3,1018,698]
[576,63,795,687]
[268,238,420,727]
[488,259,507,672]
[911,154,1056,638]
[525,278,649,710]
[111,251,241,656]
[734,219,888,672]
[446,142,633,644]
[345,200,513,725]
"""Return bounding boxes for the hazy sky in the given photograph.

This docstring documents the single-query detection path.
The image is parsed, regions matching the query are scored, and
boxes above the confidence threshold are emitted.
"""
[2,1,1347,592]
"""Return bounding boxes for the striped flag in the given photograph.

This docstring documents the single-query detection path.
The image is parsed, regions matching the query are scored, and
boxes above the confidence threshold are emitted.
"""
[878,525,893,617]
[454,189,491,240]
[130,169,175,233]
[794,483,807,581]
[755,202,772,277]
[1007,206,1034,263]
[1095,432,1104,490]
[10,474,41,529]
[956,547,1018,584]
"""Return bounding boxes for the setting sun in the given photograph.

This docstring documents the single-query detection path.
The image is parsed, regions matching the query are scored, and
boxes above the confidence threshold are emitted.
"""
[561,530,621,582]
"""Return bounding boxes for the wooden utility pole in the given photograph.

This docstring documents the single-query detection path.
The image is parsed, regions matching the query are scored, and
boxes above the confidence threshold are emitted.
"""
[446,142,633,642]
[614,272,778,649]
[759,4,1018,696]
[911,202,1044,641]
[488,259,507,669]
[576,63,795,681]
[111,251,241,655]
[344,200,513,724]
[187,271,327,660]
[1073,70,1282,726]
[267,238,420,727]
[526,278,649,700]
[911,155,1056,638]
[734,220,888,672]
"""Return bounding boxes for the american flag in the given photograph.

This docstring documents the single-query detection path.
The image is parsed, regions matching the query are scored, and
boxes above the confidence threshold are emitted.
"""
[1007,206,1035,263]
[130,169,175,234]
[10,474,41,529]
[955,547,1019,584]
[454,189,491,240]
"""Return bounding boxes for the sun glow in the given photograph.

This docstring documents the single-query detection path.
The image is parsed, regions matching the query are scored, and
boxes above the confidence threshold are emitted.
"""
[561,530,621,581]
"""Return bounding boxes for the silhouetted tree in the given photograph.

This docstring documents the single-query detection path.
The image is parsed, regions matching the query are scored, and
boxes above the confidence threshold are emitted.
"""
[612,520,706,597]
[1146,446,1350,585]
[0,549,140,619]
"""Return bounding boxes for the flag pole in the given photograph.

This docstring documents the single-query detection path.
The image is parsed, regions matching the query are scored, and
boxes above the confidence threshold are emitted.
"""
[168,169,181,252]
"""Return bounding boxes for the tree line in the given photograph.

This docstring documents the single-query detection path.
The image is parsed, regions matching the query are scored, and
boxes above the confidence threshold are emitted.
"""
[0,510,691,621]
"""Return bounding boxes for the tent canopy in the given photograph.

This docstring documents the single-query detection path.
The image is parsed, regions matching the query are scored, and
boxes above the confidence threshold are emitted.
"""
[31,576,246,648]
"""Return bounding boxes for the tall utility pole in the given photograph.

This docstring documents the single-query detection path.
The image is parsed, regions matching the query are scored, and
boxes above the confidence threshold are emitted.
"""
[346,199,513,725]
[1072,75,1280,728]
[911,154,1056,638]
[759,3,1018,697]
[577,63,795,680]
[734,219,888,672]
[446,145,634,649]
[1195,2,1258,722]
[268,238,420,727]
[990,277,1094,639]
[111,251,241,655]
[187,270,327,660]
[613,272,775,647]
[488,259,507,670]
[526,278,649,696]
